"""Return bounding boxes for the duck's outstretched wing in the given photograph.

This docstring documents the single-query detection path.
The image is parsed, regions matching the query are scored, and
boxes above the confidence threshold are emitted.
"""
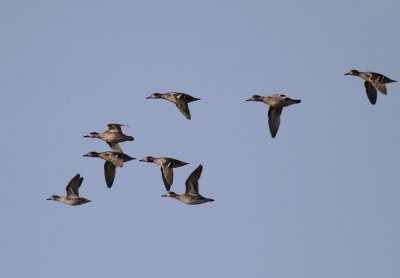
[364,81,377,105]
[160,167,172,191]
[66,174,84,197]
[161,166,173,189]
[104,162,116,188]
[107,142,123,153]
[175,99,191,120]
[185,164,203,196]
[268,106,282,138]
[107,123,128,132]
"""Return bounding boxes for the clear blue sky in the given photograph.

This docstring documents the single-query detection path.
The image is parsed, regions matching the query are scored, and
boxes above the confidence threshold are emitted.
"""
[1,0,399,277]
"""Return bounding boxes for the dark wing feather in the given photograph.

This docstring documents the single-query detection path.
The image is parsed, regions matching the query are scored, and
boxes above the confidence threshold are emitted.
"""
[160,167,171,191]
[161,166,173,187]
[66,174,83,197]
[185,164,203,195]
[268,107,282,138]
[364,81,377,105]
[175,99,191,120]
[107,123,126,132]
[167,159,188,168]
[104,162,116,188]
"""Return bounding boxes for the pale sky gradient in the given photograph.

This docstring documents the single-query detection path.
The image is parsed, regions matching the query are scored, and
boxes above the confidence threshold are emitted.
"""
[1,1,400,277]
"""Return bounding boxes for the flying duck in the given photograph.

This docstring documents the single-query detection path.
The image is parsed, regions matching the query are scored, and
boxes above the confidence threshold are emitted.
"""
[345,69,397,105]
[83,151,135,188]
[246,94,301,138]
[84,123,134,153]
[146,92,200,120]
[47,174,91,206]
[162,164,214,205]
[139,156,189,191]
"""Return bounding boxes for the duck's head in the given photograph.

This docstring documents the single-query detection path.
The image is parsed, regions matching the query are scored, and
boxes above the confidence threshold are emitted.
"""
[162,191,178,198]
[84,132,99,138]
[146,93,162,99]
[344,69,360,76]
[139,156,155,162]
[47,195,61,201]
[83,151,99,157]
[246,95,262,102]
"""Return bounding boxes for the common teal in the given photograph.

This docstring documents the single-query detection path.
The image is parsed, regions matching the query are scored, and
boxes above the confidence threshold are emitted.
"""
[84,123,134,153]
[47,174,91,206]
[162,164,214,205]
[246,94,301,138]
[345,69,397,105]
[146,92,200,120]
[83,151,135,188]
[139,156,189,191]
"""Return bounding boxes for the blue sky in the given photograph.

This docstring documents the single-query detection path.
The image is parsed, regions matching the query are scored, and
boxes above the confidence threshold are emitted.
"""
[1,0,400,277]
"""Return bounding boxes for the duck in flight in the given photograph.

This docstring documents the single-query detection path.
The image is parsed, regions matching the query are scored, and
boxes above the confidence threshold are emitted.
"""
[47,174,91,206]
[246,94,301,138]
[84,123,134,153]
[83,151,135,188]
[139,156,189,191]
[146,92,200,120]
[162,164,214,205]
[345,69,397,105]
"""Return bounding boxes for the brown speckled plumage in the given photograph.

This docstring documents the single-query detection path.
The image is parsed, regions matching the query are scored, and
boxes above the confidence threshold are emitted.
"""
[345,69,397,105]
[246,94,301,138]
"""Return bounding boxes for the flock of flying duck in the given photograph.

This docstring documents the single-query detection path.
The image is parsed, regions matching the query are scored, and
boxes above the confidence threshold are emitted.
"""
[47,69,397,206]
